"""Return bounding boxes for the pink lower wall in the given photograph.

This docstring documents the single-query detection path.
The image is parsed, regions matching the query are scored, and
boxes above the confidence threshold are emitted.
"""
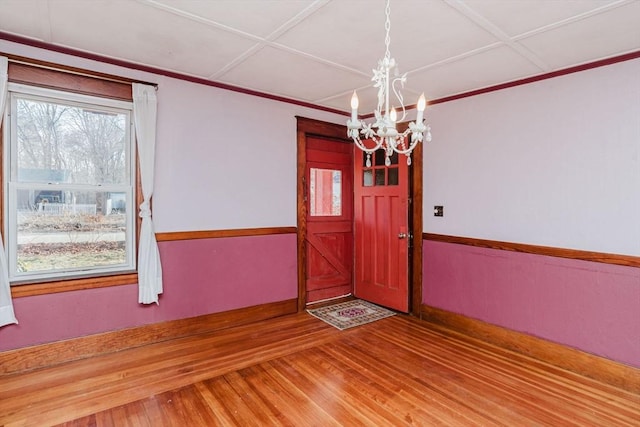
[0,233,297,352]
[423,240,640,368]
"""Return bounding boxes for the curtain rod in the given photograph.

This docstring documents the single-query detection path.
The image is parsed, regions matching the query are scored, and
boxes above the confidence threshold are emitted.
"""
[5,54,158,89]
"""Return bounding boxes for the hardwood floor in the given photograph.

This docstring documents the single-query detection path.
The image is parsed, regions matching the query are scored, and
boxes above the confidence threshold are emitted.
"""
[1,313,638,426]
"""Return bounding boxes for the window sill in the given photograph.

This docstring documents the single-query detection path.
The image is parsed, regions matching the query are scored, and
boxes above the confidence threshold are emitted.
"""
[10,273,138,298]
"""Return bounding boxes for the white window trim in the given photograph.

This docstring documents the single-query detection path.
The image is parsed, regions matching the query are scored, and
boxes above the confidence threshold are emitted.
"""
[4,84,137,283]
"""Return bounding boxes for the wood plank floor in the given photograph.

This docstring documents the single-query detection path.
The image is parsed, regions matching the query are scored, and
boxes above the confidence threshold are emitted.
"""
[1,313,638,426]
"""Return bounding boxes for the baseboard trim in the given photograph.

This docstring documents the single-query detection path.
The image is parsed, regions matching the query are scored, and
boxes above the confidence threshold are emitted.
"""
[0,298,298,375]
[421,304,640,393]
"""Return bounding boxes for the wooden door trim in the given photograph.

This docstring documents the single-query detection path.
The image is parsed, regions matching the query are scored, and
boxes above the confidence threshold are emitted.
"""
[410,142,423,317]
[296,118,352,312]
[296,117,423,315]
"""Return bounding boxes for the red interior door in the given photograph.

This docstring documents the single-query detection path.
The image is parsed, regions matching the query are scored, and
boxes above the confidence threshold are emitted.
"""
[354,149,409,312]
[305,137,353,303]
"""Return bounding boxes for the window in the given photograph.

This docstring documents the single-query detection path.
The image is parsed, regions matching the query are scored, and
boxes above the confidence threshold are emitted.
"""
[4,83,136,283]
[309,168,342,216]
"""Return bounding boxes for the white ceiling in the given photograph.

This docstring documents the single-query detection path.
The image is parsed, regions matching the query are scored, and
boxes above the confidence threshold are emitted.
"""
[1,0,639,114]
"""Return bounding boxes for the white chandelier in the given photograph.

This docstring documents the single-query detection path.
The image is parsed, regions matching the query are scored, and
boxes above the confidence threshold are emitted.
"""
[347,0,431,166]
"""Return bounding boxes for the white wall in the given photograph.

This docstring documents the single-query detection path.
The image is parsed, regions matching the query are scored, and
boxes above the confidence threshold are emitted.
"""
[0,40,347,232]
[423,59,640,255]
[152,78,343,231]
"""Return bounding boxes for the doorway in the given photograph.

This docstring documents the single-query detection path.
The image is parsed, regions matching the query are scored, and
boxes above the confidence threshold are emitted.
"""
[304,136,353,304]
[296,117,423,316]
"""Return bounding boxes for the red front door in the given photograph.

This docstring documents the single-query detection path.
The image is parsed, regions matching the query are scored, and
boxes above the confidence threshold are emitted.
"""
[354,149,409,312]
[305,137,353,303]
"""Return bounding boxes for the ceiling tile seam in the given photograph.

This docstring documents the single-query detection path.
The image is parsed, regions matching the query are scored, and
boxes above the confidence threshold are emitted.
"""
[207,45,265,80]
[210,37,370,83]
[208,0,332,80]
[138,0,273,81]
[253,0,382,80]
[444,0,550,72]
[259,40,372,78]
[512,0,636,41]
[407,41,504,74]
[262,0,332,42]
[40,0,53,43]
[136,0,267,44]
[313,85,372,105]
[279,40,399,106]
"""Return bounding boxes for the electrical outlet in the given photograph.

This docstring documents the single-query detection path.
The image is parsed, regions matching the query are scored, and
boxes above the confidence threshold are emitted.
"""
[434,206,444,217]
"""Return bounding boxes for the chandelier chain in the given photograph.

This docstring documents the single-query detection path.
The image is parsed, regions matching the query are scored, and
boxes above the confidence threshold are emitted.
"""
[384,0,391,60]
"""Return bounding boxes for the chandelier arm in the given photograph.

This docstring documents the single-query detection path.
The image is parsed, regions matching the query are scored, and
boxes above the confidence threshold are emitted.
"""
[389,129,420,155]
[392,75,407,122]
[353,133,385,154]
[391,139,419,155]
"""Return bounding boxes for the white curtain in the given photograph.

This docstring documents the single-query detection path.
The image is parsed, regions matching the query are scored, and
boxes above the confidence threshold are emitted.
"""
[0,57,18,327]
[133,83,163,304]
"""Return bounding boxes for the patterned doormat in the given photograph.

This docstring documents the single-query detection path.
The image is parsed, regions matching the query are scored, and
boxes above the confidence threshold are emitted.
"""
[307,299,396,330]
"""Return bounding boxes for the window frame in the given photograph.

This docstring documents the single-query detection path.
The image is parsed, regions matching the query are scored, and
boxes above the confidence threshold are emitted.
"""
[5,83,137,283]
[1,57,141,296]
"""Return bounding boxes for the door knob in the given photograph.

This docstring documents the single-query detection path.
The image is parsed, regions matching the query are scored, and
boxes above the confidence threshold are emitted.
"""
[398,232,407,239]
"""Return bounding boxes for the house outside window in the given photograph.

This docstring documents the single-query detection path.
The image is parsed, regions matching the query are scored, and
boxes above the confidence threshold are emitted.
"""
[4,83,136,283]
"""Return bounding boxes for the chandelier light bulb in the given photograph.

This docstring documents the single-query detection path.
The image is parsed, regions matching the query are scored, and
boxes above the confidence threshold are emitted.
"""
[390,107,397,123]
[416,93,426,124]
[350,91,359,122]
[417,93,426,112]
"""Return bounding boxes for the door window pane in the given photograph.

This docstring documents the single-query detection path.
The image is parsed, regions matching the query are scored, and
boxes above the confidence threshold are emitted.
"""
[374,150,398,166]
[375,149,385,166]
[389,151,399,165]
[310,168,342,216]
[375,169,386,186]
[363,170,373,187]
[388,167,399,185]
